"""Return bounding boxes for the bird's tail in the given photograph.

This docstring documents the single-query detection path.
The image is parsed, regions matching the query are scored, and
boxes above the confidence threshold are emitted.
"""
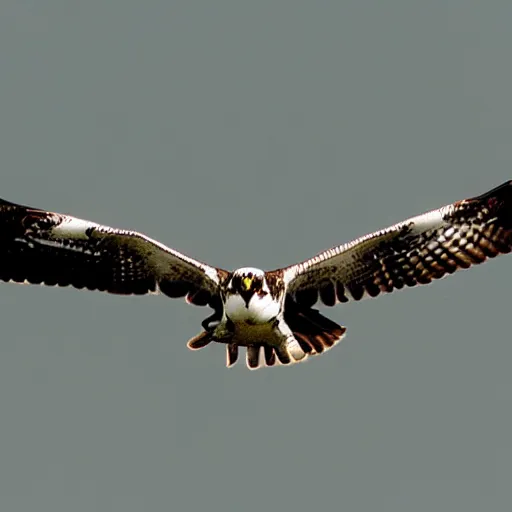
[187,305,346,370]
[284,305,347,359]
[232,306,346,370]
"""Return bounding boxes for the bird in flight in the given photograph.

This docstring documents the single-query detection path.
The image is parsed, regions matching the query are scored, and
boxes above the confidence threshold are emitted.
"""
[0,181,510,369]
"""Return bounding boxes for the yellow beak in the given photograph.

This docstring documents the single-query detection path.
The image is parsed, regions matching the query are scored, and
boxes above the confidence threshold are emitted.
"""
[241,276,253,291]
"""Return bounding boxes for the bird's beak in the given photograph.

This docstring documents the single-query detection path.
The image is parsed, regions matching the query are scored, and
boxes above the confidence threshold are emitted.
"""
[241,276,253,291]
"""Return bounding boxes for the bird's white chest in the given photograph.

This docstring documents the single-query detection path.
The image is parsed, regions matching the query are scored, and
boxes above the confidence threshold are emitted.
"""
[224,293,280,324]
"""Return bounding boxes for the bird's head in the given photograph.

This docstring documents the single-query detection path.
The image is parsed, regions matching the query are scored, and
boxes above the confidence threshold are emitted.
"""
[225,267,281,322]
[228,267,267,304]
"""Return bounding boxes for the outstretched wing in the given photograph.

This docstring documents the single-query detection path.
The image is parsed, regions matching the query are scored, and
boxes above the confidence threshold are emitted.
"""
[0,198,228,306]
[280,181,512,307]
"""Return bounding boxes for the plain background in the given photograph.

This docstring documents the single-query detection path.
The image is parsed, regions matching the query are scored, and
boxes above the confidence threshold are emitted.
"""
[0,1,511,511]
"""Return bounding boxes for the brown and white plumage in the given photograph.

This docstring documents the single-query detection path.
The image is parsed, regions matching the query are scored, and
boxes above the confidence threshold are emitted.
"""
[281,181,512,308]
[0,197,227,303]
[0,181,511,369]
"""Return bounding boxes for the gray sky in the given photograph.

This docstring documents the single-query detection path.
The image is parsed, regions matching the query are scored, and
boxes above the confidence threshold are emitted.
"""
[1,1,511,511]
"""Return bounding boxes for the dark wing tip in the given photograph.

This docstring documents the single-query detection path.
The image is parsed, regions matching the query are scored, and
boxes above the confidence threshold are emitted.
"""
[286,180,512,309]
[0,197,32,209]
[0,197,226,308]
[469,180,512,200]
[0,199,156,294]
[467,180,512,229]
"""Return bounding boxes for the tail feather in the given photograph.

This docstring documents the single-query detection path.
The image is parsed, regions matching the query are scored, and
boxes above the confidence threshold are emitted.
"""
[233,307,345,369]
[295,332,319,353]
[285,303,347,357]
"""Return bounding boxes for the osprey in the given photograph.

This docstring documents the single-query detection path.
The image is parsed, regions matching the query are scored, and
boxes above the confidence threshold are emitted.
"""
[0,181,511,369]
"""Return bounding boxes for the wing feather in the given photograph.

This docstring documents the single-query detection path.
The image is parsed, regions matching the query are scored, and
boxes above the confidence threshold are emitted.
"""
[281,181,512,306]
[0,198,227,306]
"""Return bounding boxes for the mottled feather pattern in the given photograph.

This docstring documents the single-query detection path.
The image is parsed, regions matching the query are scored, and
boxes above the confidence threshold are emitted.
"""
[0,198,225,305]
[0,181,511,370]
[283,181,512,307]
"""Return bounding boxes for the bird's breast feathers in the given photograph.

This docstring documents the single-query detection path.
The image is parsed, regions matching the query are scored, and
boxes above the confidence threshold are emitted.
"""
[224,292,281,324]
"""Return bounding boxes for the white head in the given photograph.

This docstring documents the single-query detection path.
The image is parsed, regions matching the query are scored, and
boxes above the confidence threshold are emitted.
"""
[227,267,267,297]
[225,267,279,323]
[232,267,265,277]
